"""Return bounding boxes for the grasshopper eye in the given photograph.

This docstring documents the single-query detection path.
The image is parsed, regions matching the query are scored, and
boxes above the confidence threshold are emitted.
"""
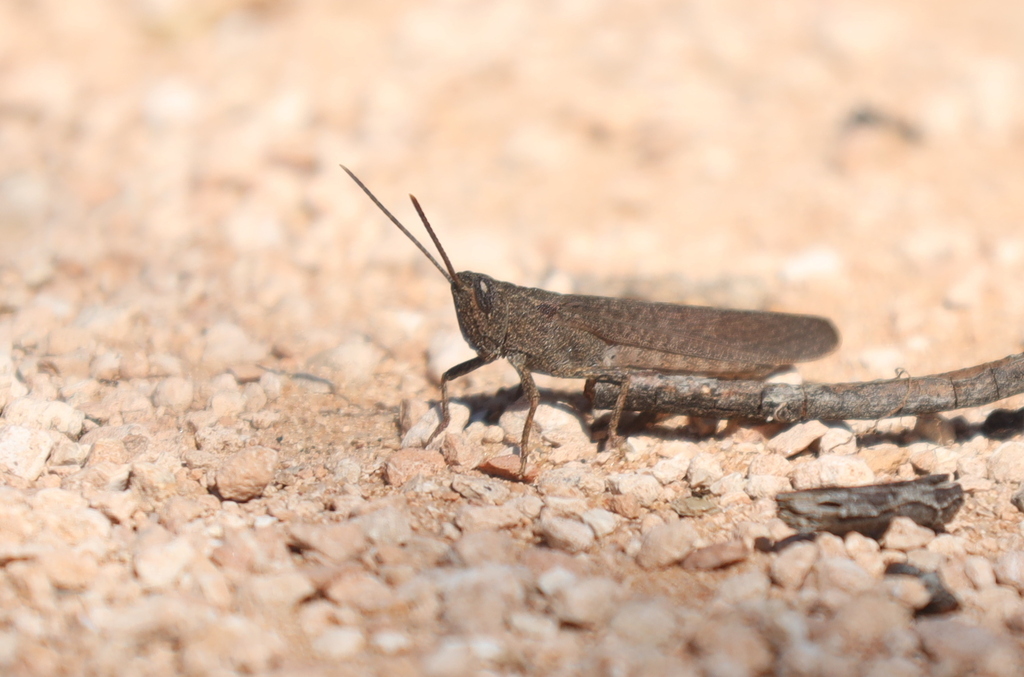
[474,278,493,314]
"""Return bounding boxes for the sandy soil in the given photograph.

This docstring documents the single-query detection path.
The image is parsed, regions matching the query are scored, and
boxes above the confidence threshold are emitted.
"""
[2,1,1024,675]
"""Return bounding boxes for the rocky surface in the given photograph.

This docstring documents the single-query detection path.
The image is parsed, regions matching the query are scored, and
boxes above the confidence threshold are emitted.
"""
[1,1,1023,675]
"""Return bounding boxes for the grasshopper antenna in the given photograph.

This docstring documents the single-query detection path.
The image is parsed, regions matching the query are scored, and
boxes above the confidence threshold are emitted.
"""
[341,165,453,284]
[409,195,461,287]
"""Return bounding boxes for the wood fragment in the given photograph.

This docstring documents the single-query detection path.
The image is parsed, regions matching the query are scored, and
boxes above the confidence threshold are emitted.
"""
[588,353,1024,422]
[774,474,964,538]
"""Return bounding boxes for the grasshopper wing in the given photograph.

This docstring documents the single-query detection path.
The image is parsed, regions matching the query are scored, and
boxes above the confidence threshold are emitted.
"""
[555,295,839,377]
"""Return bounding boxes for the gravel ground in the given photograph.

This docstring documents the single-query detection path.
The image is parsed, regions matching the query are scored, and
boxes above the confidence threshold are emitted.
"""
[3,1,1024,675]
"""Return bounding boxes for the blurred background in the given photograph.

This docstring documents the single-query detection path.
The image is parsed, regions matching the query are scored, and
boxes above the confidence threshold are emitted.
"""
[1,0,1023,391]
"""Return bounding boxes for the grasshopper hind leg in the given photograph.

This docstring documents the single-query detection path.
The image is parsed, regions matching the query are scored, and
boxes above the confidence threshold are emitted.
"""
[584,376,633,453]
[508,355,541,476]
[606,376,632,452]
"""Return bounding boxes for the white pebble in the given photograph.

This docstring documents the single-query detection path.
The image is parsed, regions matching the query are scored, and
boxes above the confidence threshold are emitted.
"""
[652,453,691,484]
[134,536,195,590]
[994,551,1024,593]
[306,336,383,385]
[0,425,55,480]
[790,455,875,490]
[607,472,662,507]
[312,627,366,660]
[767,421,830,456]
[636,519,699,569]
[687,452,724,489]
[538,515,595,553]
[987,442,1024,483]
[202,322,269,368]
[152,377,194,412]
[881,517,935,551]
[3,397,84,437]
[402,402,471,449]
[581,508,619,538]
[548,577,621,627]
[770,542,818,590]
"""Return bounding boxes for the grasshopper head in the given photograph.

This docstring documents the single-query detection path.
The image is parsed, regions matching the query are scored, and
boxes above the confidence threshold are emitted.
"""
[451,271,508,358]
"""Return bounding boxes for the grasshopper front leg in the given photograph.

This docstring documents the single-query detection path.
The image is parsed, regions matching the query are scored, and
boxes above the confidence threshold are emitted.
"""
[426,356,494,446]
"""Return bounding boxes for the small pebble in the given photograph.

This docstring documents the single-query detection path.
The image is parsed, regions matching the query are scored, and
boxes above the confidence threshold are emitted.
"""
[767,420,830,456]
[714,570,770,605]
[609,599,676,646]
[215,446,278,502]
[440,565,526,634]
[402,402,471,449]
[652,453,691,484]
[130,462,178,506]
[538,515,595,553]
[548,576,621,627]
[441,432,487,468]
[635,519,699,569]
[371,630,412,655]
[149,353,183,377]
[306,336,383,385]
[682,540,748,570]
[452,530,519,566]
[312,627,366,660]
[4,397,84,437]
[87,490,141,524]
[745,474,792,499]
[964,555,997,589]
[209,390,246,417]
[909,444,958,476]
[709,472,745,496]
[455,504,523,532]
[478,454,537,481]
[581,508,619,538]
[357,507,412,545]
[607,472,662,507]
[819,426,857,455]
[687,452,724,489]
[90,352,120,380]
[987,441,1024,483]
[748,453,792,476]
[790,455,875,490]
[384,448,446,486]
[812,557,876,598]
[243,572,316,609]
[0,425,55,480]
[498,401,594,463]
[259,371,283,401]
[881,517,936,551]
[770,541,818,590]
[450,474,510,505]
[134,535,195,590]
[883,574,932,610]
[917,619,1022,676]
[202,322,269,369]
[287,522,367,563]
[692,617,773,676]
[39,547,99,591]
[822,595,911,653]
[993,551,1024,593]
[324,571,394,612]
[509,611,558,640]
